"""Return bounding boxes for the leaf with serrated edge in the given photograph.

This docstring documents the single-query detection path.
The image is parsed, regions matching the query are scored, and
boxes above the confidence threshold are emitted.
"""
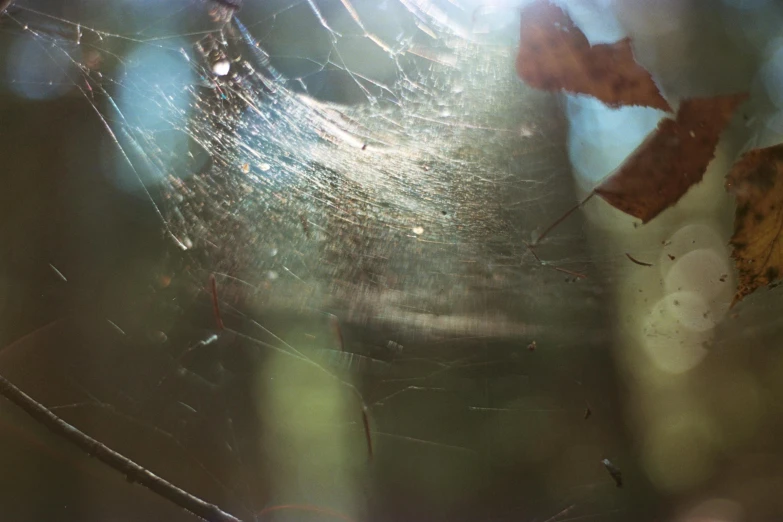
[726,144,783,305]
[595,93,747,223]
[516,0,670,111]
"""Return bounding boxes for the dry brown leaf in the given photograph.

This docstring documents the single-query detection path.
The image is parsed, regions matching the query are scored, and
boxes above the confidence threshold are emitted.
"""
[726,144,783,305]
[516,0,670,111]
[594,93,747,223]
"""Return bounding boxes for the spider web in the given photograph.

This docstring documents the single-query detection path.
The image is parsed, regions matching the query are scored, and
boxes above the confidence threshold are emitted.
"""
[0,0,646,521]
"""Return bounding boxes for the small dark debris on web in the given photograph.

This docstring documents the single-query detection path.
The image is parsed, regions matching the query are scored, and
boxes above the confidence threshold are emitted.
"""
[300,213,311,238]
[330,314,345,352]
[625,253,653,267]
[602,458,623,488]
[667,254,676,261]
[719,274,728,282]
[361,406,373,460]
[584,403,592,420]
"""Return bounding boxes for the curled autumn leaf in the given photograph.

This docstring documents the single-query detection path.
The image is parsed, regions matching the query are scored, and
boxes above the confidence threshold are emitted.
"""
[726,144,783,305]
[516,0,670,111]
[594,93,747,223]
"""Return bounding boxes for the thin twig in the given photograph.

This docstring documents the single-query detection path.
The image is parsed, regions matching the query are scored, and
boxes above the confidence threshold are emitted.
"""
[533,191,595,246]
[524,241,587,280]
[0,372,243,522]
[552,266,587,279]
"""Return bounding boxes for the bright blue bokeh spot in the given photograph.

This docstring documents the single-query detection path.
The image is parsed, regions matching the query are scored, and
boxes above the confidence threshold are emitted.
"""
[111,41,194,191]
[6,34,76,100]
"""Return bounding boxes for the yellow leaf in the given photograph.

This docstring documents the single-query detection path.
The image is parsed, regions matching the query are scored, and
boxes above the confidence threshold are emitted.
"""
[726,144,783,305]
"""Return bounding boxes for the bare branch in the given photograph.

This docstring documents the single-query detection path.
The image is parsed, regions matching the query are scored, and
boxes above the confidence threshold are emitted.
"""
[0,372,244,522]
